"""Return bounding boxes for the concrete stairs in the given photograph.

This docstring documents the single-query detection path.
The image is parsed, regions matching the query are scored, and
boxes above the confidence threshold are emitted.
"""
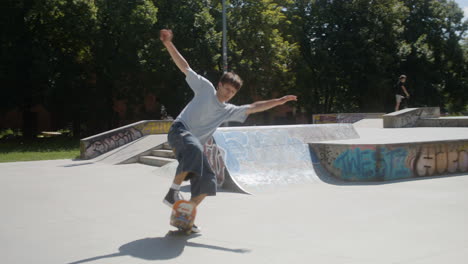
[139,142,176,167]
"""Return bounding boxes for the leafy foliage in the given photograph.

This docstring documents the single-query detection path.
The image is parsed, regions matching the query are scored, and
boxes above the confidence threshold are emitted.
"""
[1,0,467,137]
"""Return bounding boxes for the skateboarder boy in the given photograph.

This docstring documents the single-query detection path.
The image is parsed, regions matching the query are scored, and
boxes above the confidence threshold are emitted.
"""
[160,29,297,232]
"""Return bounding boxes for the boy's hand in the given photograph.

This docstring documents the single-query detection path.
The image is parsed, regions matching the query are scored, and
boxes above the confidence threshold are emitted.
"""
[160,29,173,43]
[279,95,297,104]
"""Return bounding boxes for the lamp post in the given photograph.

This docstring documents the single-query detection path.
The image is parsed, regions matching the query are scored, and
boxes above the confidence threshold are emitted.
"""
[222,0,228,73]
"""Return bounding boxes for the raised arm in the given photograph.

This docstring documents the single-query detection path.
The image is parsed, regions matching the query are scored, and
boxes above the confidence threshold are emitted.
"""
[246,95,297,115]
[160,29,190,75]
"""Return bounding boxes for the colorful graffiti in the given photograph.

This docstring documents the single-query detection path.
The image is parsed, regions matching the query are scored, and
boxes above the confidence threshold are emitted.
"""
[333,147,412,181]
[136,121,172,135]
[204,138,227,187]
[80,121,173,159]
[312,140,468,181]
[414,145,468,176]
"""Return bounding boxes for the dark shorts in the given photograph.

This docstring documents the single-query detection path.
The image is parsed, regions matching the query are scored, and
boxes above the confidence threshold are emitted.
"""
[167,122,217,198]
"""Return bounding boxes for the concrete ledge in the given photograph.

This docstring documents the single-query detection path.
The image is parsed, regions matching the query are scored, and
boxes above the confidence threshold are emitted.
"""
[418,117,468,127]
[383,107,440,128]
[80,120,173,159]
[313,113,385,124]
[310,139,468,181]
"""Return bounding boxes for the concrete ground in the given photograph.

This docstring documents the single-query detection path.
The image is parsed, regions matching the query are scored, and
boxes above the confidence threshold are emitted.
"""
[1,155,468,264]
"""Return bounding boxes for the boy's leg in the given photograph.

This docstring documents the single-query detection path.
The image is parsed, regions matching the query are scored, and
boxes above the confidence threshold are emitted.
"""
[164,122,190,207]
[174,171,189,185]
[188,193,208,233]
[190,194,208,207]
[163,171,190,207]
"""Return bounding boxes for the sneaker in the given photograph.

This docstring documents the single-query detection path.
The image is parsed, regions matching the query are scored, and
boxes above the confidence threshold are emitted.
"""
[191,224,201,233]
[163,189,184,208]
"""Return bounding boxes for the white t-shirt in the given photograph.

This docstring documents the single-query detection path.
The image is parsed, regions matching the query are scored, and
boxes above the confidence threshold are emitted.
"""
[175,69,249,145]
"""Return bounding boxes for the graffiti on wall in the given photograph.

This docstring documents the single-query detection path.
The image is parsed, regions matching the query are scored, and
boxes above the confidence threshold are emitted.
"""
[135,121,172,135]
[314,141,468,181]
[414,144,468,176]
[396,110,421,128]
[332,146,412,181]
[81,121,173,159]
[83,128,143,159]
[204,138,227,187]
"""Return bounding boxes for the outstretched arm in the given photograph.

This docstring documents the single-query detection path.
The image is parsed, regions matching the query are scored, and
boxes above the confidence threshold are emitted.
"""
[246,95,297,115]
[160,29,190,75]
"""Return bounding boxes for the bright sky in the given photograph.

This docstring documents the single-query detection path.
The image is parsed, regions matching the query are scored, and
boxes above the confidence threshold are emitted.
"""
[455,0,468,19]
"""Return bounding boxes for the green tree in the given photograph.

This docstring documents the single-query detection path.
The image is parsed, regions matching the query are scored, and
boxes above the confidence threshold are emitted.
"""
[152,0,221,117]
[1,0,39,137]
[226,0,298,111]
[90,0,158,133]
[399,0,467,112]
[290,0,408,116]
[31,0,98,137]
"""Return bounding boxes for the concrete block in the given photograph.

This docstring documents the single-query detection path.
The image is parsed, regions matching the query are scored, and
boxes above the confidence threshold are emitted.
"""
[383,107,440,128]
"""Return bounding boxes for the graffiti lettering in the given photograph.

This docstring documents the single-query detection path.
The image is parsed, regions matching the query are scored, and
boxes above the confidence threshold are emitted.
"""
[138,122,172,135]
[333,148,376,180]
[327,141,468,181]
[379,148,413,180]
[81,121,173,159]
[84,128,143,158]
[333,147,412,181]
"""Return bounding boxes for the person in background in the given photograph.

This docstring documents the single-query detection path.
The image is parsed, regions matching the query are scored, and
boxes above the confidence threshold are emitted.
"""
[395,75,410,111]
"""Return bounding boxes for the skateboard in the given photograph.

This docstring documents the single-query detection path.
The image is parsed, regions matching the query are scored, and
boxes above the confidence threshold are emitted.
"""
[169,200,197,235]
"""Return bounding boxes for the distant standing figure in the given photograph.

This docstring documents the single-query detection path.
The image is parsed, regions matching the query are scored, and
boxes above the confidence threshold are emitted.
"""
[395,75,410,111]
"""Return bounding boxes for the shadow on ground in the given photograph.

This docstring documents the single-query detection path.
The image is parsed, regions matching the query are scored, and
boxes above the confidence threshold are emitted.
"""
[68,233,251,263]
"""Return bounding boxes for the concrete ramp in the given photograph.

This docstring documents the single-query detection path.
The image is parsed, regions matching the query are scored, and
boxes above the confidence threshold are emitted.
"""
[91,135,168,165]
[210,124,359,193]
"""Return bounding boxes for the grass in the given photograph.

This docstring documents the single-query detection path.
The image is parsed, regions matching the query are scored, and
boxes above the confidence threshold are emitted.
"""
[0,136,80,163]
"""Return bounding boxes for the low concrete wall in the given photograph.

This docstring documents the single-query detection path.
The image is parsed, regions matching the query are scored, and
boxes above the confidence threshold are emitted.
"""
[80,120,173,160]
[310,140,468,181]
[383,107,440,128]
[417,117,468,127]
[313,113,385,124]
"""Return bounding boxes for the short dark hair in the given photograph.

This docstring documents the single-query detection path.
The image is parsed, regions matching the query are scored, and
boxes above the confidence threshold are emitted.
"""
[219,72,243,91]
